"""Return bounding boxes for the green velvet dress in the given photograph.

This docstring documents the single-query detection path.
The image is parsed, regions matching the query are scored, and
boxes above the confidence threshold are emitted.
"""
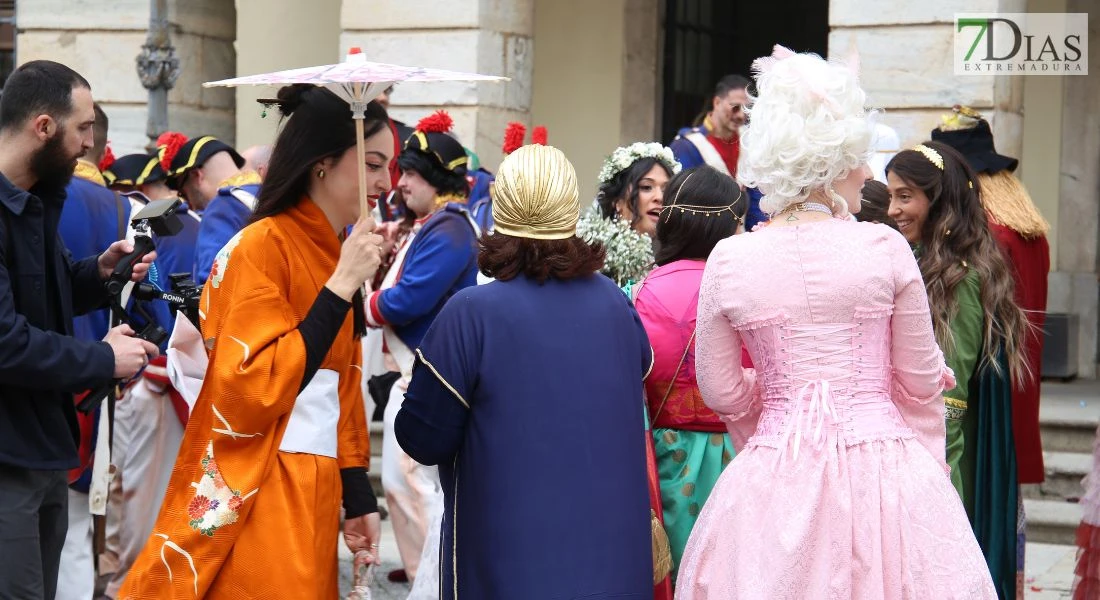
[941,268,1023,599]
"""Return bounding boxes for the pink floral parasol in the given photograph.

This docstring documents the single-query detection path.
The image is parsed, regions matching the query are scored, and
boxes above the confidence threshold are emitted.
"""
[203,48,507,216]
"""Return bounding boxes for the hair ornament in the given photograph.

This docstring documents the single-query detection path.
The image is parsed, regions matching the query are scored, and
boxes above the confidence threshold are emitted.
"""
[598,142,681,185]
[912,144,944,170]
[416,110,454,134]
[660,174,743,223]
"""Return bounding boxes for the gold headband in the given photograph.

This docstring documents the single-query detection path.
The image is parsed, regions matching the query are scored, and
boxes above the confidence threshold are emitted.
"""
[491,145,580,240]
[912,144,944,170]
[660,172,743,223]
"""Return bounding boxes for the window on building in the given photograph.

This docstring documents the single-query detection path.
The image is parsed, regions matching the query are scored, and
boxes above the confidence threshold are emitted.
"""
[660,0,829,144]
[0,1,14,89]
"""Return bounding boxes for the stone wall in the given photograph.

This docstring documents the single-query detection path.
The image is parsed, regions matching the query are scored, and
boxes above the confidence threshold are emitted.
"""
[828,0,1025,155]
[16,0,236,155]
[1048,5,1099,378]
[341,0,534,172]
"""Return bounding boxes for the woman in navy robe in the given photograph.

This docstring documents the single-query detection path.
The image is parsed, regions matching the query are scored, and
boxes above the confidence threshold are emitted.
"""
[395,144,653,599]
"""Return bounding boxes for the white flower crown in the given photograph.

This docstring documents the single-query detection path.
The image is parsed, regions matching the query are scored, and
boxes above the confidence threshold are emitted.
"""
[597,142,682,185]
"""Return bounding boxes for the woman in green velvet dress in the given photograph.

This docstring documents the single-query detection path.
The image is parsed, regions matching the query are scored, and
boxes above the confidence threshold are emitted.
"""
[886,141,1032,599]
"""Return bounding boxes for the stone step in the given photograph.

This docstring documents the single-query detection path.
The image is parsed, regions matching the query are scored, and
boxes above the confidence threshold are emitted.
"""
[1042,419,1098,454]
[1038,381,1100,454]
[1023,451,1092,501]
[1025,497,1082,545]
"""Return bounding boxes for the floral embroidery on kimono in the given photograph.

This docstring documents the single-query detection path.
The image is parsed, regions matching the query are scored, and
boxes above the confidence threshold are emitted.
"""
[209,232,243,289]
[187,442,248,536]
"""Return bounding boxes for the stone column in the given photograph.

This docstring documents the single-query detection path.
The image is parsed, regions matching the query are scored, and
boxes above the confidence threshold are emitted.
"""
[341,0,534,172]
[1049,5,1099,378]
[16,0,236,154]
[165,0,237,144]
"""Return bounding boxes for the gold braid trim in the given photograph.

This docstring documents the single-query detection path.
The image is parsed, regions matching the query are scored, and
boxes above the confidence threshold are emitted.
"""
[977,171,1049,238]
[944,395,967,421]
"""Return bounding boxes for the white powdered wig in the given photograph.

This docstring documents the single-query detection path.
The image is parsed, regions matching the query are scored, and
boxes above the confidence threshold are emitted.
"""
[738,45,874,217]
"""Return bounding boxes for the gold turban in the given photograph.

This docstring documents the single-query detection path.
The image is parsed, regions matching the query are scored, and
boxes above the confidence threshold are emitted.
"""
[490,145,579,240]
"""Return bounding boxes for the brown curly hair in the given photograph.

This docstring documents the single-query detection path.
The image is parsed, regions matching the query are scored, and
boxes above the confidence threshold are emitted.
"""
[478,233,606,283]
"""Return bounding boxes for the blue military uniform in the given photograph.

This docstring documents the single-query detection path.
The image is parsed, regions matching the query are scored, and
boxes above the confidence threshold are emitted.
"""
[160,135,255,285]
[365,203,479,350]
[669,122,767,230]
[193,173,259,285]
[466,167,495,233]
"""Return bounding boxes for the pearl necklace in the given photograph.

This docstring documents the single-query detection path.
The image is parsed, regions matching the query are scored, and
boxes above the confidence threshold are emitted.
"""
[776,201,834,222]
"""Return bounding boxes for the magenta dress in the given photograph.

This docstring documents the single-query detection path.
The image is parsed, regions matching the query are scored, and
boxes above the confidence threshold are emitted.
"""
[675,219,996,599]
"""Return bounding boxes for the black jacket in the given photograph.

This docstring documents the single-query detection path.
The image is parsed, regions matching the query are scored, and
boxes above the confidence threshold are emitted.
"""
[0,173,115,470]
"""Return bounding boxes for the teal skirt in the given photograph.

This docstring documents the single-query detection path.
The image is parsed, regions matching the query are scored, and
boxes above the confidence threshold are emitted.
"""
[652,428,735,580]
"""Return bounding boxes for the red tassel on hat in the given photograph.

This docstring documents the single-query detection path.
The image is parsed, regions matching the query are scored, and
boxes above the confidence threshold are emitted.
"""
[98,144,116,172]
[416,110,454,134]
[531,126,548,146]
[502,122,526,155]
[156,131,188,172]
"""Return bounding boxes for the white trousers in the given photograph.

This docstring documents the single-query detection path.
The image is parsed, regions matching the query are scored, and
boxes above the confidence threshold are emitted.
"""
[381,375,443,582]
[55,489,94,600]
[103,377,185,598]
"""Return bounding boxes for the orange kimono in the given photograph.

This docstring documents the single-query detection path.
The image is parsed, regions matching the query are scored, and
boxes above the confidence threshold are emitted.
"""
[119,198,370,598]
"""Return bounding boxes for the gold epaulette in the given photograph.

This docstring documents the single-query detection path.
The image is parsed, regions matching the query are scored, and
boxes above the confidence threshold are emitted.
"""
[74,160,107,187]
[219,170,262,189]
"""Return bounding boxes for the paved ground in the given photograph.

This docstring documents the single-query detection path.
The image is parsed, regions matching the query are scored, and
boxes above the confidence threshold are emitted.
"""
[337,505,411,599]
[1027,542,1077,599]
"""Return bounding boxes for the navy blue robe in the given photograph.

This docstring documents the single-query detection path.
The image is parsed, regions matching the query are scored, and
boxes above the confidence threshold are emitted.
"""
[396,273,653,599]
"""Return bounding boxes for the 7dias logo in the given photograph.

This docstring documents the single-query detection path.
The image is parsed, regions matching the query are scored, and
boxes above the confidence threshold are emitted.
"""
[955,13,1088,75]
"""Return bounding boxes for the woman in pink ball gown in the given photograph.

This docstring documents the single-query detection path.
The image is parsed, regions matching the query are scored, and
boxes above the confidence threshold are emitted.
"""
[674,46,996,599]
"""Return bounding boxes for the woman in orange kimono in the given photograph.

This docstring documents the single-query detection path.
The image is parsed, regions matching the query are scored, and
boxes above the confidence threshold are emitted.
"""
[119,85,393,598]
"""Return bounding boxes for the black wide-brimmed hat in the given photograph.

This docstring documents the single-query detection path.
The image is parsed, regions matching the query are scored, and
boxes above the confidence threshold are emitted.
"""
[165,135,245,189]
[403,111,468,174]
[104,153,167,187]
[931,115,1018,175]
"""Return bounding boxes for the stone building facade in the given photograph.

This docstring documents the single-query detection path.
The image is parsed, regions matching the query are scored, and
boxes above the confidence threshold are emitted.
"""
[11,0,1099,377]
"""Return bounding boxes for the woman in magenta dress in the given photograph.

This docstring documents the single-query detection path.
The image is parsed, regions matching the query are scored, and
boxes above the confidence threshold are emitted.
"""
[674,46,996,598]
[634,165,747,579]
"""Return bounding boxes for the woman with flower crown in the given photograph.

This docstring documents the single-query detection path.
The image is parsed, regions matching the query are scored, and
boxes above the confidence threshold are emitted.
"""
[674,46,995,599]
[576,142,681,288]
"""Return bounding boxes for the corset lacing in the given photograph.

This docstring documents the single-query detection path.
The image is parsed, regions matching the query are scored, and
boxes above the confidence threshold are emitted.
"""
[770,322,882,469]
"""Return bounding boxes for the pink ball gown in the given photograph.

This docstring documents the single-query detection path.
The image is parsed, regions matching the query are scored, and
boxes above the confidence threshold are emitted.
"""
[675,219,996,599]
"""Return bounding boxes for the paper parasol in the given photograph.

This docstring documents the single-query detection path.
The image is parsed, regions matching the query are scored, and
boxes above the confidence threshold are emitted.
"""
[204,48,508,218]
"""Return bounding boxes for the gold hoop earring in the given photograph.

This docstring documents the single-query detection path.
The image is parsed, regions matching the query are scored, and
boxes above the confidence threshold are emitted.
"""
[317,168,326,179]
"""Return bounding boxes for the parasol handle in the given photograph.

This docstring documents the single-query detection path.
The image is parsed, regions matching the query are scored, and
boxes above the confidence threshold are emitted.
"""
[351,82,373,227]
[354,118,370,222]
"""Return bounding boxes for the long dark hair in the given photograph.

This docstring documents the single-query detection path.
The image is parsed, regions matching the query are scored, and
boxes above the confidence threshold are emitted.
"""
[251,84,390,222]
[654,165,743,265]
[886,141,1030,386]
[596,156,671,230]
[250,84,389,338]
[855,179,896,229]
